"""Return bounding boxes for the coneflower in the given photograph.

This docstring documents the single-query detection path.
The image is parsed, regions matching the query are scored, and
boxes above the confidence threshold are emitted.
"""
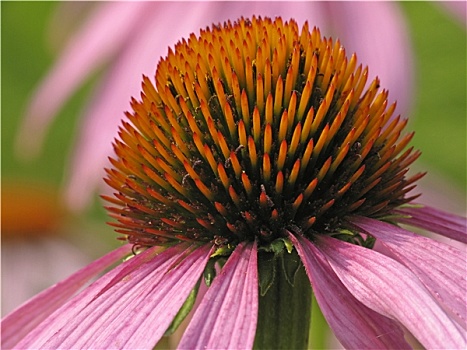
[3,16,465,350]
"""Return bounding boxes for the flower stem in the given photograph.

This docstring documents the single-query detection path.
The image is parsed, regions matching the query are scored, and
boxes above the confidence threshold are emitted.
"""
[254,249,312,349]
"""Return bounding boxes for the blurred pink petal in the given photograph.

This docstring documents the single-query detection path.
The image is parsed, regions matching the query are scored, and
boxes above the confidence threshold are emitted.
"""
[326,2,413,117]
[438,1,467,26]
[318,235,466,349]
[352,216,466,329]
[396,205,467,243]
[1,244,132,349]
[16,2,148,159]
[1,238,90,316]
[291,235,411,349]
[179,242,258,350]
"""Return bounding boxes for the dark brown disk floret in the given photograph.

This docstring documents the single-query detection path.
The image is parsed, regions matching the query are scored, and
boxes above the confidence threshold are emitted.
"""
[103,17,422,249]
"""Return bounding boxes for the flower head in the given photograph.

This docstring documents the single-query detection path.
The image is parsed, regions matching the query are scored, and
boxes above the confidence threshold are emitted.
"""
[3,17,465,350]
[105,17,418,251]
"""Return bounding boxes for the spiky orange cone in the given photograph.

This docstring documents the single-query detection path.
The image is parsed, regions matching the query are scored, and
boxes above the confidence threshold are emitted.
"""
[104,17,422,251]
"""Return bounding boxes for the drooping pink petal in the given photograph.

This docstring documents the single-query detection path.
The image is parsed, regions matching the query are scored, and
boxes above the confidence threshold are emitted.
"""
[100,244,212,349]
[351,216,467,329]
[1,244,132,349]
[16,2,149,159]
[395,205,467,243]
[178,242,258,350]
[290,234,410,349]
[15,243,211,350]
[326,1,413,118]
[13,244,168,348]
[317,235,466,349]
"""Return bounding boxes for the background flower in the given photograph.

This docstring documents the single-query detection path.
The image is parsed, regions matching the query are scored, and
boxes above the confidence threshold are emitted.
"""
[1,180,90,316]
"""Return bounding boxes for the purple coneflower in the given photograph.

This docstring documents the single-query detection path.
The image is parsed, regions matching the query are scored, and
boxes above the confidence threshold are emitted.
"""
[3,17,465,349]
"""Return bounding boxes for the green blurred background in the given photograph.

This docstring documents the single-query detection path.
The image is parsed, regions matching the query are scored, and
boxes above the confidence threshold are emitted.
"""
[2,2,466,233]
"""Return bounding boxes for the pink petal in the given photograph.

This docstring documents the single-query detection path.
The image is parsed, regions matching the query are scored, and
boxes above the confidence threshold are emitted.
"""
[178,242,258,350]
[1,244,132,349]
[77,244,212,349]
[351,216,467,329]
[317,235,466,349]
[290,234,410,349]
[396,205,467,243]
[14,244,166,348]
[16,243,211,349]
[16,2,148,159]
[326,1,413,118]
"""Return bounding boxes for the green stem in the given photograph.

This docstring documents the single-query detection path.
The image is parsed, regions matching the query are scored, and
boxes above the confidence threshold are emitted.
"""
[254,249,313,349]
